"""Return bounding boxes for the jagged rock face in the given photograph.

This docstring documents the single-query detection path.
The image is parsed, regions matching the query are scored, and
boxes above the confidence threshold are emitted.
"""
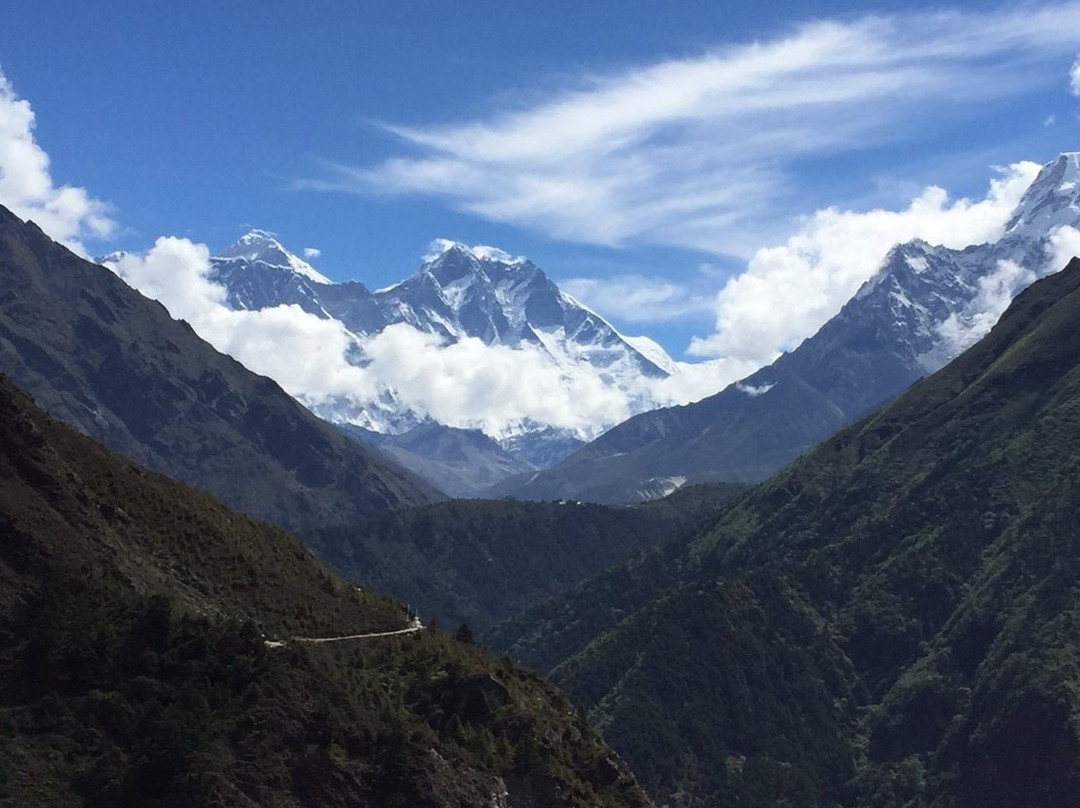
[499,152,1080,503]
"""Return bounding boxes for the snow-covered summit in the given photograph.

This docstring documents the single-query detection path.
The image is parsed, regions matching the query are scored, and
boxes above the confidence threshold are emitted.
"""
[844,151,1080,374]
[1003,152,1080,239]
[217,230,331,284]
[379,238,671,380]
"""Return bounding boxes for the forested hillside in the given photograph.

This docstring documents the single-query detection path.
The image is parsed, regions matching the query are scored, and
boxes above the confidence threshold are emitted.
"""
[0,374,651,808]
[491,258,1080,808]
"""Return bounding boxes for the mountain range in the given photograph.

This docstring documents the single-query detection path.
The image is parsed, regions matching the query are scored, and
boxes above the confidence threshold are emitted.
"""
[498,152,1080,503]
[488,254,1080,807]
[3,128,1080,807]
[207,234,675,479]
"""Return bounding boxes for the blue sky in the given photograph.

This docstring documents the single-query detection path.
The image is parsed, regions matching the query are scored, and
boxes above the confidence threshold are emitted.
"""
[1,0,1079,363]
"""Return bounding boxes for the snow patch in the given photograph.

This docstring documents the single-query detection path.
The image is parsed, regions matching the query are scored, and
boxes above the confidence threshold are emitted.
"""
[736,381,775,397]
[635,476,688,501]
[623,334,680,375]
[905,255,929,273]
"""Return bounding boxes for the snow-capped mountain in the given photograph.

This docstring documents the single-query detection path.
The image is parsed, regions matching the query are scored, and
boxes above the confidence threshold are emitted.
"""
[498,152,1080,503]
[210,229,336,318]
[207,233,677,475]
[374,242,669,381]
[848,151,1080,370]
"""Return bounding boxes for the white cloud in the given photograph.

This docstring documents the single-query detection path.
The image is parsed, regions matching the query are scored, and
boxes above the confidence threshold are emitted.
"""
[688,162,1040,365]
[1048,224,1080,270]
[648,356,762,406]
[420,238,525,264]
[736,381,776,398]
[105,239,633,439]
[1071,55,1080,95]
[361,325,629,436]
[303,246,321,259]
[935,258,1037,357]
[315,4,1080,256]
[108,240,378,403]
[0,72,114,253]
[559,275,715,323]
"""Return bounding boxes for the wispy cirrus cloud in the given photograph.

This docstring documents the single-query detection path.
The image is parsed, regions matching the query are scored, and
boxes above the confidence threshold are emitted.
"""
[310,4,1080,256]
[1071,54,1080,95]
[0,71,114,253]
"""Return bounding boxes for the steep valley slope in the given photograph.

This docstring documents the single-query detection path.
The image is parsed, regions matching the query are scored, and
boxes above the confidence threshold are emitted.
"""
[308,482,746,633]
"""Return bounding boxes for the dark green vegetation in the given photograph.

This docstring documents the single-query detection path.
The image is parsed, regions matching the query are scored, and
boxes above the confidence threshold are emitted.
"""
[0,374,652,807]
[310,482,744,633]
[0,205,437,535]
[491,258,1080,807]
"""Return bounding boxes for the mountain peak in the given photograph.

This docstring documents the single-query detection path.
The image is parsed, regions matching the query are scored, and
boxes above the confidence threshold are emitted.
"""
[1003,152,1080,238]
[217,229,330,284]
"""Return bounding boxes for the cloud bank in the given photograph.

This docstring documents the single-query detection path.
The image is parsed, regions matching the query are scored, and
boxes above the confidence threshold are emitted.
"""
[317,4,1080,257]
[105,156,1054,436]
[935,258,1037,358]
[0,72,114,253]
